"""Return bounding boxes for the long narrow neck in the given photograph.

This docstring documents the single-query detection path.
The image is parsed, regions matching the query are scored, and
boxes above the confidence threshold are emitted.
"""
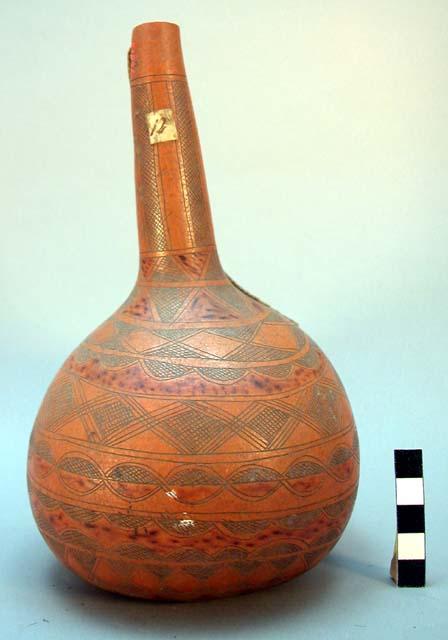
[129,22,223,283]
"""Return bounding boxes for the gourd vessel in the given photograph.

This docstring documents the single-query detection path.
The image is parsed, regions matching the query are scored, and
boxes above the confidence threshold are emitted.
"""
[27,21,359,601]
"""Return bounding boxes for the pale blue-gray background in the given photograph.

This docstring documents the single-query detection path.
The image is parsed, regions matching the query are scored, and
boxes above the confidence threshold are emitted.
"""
[1,1,447,638]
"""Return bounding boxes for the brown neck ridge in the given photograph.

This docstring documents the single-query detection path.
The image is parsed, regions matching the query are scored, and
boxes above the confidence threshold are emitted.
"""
[129,22,222,282]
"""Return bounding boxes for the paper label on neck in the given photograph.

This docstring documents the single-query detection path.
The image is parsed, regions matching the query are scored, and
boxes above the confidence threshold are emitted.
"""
[146,109,178,144]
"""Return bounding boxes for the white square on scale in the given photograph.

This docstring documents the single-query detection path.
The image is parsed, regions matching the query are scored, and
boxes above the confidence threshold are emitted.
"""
[397,532,426,560]
[396,477,424,505]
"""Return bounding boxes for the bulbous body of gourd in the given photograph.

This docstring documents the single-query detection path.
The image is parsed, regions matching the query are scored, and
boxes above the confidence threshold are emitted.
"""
[27,22,359,601]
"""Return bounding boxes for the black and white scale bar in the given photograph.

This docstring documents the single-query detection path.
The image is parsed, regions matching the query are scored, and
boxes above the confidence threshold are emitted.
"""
[390,449,426,587]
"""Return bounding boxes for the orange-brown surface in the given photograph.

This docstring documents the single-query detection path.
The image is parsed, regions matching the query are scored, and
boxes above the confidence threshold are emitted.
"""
[27,22,359,600]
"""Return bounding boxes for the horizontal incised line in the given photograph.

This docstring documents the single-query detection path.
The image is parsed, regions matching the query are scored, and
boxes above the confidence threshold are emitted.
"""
[40,528,328,563]
[136,278,229,288]
[115,308,271,330]
[37,421,355,463]
[66,360,326,401]
[82,342,308,368]
[29,475,357,519]
[139,246,217,258]
[131,73,187,86]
